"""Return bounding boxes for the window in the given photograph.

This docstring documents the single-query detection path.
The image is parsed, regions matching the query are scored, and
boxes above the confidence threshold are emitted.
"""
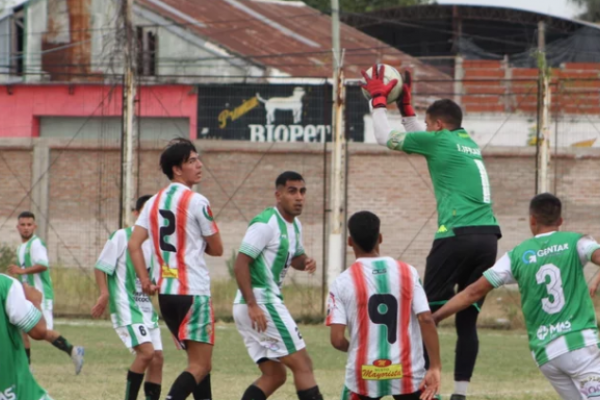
[10,7,25,76]
[136,26,157,76]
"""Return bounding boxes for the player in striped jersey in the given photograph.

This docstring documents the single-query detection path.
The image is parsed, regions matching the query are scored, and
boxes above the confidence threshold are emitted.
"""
[129,138,223,400]
[233,171,324,400]
[1,275,53,400]
[8,211,84,375]
[92,195,163,400]
[327,211,441,400]
[433,193,600,400]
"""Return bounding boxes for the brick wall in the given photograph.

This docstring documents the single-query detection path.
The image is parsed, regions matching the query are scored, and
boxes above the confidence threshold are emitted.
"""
[1,139,599,286]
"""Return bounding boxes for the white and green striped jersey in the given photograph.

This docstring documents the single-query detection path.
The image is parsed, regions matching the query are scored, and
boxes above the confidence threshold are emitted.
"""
[0,273,52,400]
[95,227,159,329]
[234,207,304,304]
[483,231,600,366]
[17,235,54,302]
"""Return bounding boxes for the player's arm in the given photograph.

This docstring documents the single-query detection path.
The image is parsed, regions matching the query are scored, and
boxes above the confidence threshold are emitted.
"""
[329,324,349,352]
[575,236,600,296]
[9,240,50,276]
[91,235,119,318]
[290,254,316,273]
[325,281,349,351]
[129,226,156,295]
[5,279,47,340]
[204,232,223,257]
[194,196,223,257]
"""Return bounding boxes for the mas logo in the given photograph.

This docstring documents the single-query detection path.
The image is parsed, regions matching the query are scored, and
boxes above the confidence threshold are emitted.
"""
[0,386,16,400]
[537,321,572,340]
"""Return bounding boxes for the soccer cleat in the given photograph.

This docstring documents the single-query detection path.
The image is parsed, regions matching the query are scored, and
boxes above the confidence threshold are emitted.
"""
[71,346,84,375]
[450,395,466,400]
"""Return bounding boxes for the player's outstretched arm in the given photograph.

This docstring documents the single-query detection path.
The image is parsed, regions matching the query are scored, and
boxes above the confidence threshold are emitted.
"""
[91,269,109,318]
[586,247,600,297]
[234,252,267,332]
[128,226,155,295]
[291,254,316,274]
[417,311,441,400]
[329,324,349,352]
[433,277,494,324]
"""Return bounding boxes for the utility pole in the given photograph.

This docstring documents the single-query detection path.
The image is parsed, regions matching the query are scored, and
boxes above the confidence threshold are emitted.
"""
[326,0,346,299]
[120,0,137,228]
[536,20,551,194]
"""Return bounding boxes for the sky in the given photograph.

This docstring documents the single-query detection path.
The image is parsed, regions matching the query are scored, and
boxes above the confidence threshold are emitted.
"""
[436,0,584,19]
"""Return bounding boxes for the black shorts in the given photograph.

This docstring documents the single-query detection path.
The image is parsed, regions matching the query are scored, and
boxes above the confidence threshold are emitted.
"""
[355,391,421,400]
[158,294,215,349]
[424,227,500,310]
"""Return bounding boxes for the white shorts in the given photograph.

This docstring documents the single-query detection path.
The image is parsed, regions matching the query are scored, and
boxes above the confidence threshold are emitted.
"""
[540,345,600,400]
[42,300,53,330]
[115,324,163,354]
[233,303,305,363]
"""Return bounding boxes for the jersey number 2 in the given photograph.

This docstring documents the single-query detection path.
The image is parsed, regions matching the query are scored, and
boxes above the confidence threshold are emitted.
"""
[536,263,566,314]
[368,294,398,344]
[159,210,176,253]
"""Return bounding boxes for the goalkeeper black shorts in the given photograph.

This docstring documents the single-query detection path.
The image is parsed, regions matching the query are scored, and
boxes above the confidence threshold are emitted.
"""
[423,227,500,310]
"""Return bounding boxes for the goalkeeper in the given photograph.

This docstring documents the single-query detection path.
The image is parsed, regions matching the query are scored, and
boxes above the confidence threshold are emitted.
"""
[362,65,502,400]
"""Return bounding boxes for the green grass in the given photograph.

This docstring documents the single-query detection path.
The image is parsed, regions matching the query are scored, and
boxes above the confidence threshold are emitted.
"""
[31,321,560,400]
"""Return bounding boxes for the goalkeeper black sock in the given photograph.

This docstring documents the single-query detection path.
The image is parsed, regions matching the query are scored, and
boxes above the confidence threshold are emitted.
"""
[193,373,212,400]
[241,384,266,400]
[51,336,74,356]
[166,371,197,400]
[144,381,161,400]
[297,386,323,400]
[125,370,144,400]
[25,348,31,365]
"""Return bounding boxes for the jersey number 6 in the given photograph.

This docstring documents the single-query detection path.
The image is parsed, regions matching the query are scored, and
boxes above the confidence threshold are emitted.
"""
[159,210,177,253]
[368,294,398,344]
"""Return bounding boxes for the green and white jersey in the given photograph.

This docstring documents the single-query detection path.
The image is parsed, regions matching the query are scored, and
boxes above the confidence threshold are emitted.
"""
[483,231,600,366]
[234,207,304,304]
[0,273,53,400]
[17,235,54,303]
[95,227,159,329]
[386,118,499,239]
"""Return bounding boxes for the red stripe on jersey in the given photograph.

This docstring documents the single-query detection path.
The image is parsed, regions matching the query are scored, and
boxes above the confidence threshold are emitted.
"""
[150,189,166,288]
[325,291,335,326]
[350,262,369,396]
[397,261,414,393]
[176,190,193,295]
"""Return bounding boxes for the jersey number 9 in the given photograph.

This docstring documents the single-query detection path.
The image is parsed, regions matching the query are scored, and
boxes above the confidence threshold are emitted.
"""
[368,294,398,344]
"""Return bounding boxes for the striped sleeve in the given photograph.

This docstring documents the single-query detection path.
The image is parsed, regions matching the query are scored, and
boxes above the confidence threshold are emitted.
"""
[483,253,515,288]
[192,194,219,237]
[239,222,273,260]
[577,235,600,265]
[293,220,305,257]
[5,278,42,333]
[30,239,49,267]
[325,279,347,326]
[95,230,125,275]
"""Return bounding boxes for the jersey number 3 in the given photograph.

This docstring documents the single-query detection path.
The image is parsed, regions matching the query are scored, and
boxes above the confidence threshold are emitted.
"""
[536,263,566,314]
[368,294,398,344]
[159,210,176,253]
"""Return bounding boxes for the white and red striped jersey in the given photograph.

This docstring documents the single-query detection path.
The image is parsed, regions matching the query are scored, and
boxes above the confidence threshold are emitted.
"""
[136,183,219,296]
[326,257,430,398]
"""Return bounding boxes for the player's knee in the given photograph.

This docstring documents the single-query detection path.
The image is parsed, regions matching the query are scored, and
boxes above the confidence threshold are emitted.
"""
[289,352,314,375]
[188,359,211,380]
[136,346,155,365]
[152,350,164,367]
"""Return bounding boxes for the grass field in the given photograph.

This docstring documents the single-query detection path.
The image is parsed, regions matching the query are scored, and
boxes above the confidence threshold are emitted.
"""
[30,320,561,400]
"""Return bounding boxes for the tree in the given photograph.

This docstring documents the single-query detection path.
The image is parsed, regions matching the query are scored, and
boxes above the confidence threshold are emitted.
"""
[569,0,600,22]
[299,0,431,14]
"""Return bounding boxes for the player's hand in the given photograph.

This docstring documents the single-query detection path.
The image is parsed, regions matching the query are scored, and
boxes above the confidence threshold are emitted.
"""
[23,284,43,309]
[304,258,317,274]
[396,70,416,117]
[419,367,441,400]
[589,278,600,297]
[361,64,398,109]
[8,264,22,275]
[91,293,109,318]
[248,303,267,332]
[141,279,158,296]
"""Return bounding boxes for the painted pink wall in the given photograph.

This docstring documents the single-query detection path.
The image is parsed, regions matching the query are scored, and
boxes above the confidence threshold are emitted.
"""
[0,84,198,138]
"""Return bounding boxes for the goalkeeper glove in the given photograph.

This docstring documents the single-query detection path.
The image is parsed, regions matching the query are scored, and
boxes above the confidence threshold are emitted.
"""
[396,70,415,117]
[361,64,398,109]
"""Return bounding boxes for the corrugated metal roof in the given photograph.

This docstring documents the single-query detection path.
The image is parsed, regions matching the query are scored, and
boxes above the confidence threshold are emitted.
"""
[136,0,451,87]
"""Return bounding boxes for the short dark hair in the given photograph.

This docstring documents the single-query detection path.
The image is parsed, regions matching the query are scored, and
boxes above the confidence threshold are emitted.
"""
[275,171,304,188]
[348,211,380,253]
[135,195,152,212]
[160,138,198,180]
[426,99,463,130]
[18,211,35,220]
[530,193,562,226]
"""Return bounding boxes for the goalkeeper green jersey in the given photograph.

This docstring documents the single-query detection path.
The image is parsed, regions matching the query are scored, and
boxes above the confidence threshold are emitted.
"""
[483,231,600,366]
[0,274,52,400]
[388,128,499,239]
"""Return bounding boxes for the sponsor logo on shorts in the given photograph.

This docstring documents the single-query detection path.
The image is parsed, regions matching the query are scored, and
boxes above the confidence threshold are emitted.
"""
[580,375,600,398]
[205,323,213,338]
[361,359,403,380]
[262,337,280,351]
[537,321,571,340]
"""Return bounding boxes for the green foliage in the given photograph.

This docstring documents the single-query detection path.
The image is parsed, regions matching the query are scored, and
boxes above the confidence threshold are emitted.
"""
[569,0,600,21]
[225,249,237,279]
[297,0,431,14]
[0,244,17,273]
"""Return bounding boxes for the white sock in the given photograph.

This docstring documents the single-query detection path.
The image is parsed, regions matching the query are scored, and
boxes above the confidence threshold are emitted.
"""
[454,381,469,396]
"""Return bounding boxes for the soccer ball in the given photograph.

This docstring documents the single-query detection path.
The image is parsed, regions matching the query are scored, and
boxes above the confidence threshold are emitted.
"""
[361,64,403,105]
